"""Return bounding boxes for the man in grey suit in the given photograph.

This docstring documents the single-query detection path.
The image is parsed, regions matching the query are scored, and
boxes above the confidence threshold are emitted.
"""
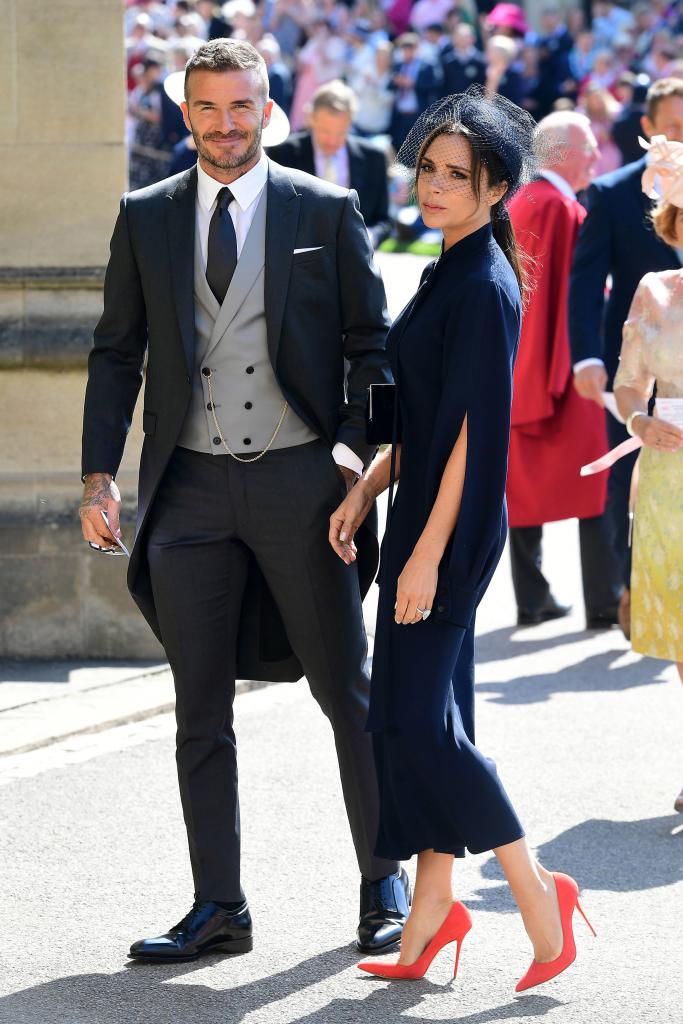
[79,39,410,962]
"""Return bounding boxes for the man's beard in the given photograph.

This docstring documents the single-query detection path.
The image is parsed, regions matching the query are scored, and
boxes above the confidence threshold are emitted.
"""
[192,119,263,171]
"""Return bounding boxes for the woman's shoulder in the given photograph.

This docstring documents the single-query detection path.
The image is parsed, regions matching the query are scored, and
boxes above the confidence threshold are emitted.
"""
[637,268,683,305]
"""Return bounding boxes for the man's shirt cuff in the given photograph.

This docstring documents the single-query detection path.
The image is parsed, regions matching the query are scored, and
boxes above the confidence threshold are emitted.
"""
[332,442,363,477]
[573,357,605,374]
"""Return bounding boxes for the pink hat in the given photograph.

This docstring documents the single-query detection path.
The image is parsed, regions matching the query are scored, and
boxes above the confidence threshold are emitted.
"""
[487,3,528,35]
[640,134,683,208]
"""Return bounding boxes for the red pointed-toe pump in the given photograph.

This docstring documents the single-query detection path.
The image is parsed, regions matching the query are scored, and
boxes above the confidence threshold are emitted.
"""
[515,872,596,993]
[358,901,472,981]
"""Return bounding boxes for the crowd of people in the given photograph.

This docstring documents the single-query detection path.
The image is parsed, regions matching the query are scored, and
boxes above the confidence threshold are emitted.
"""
[125,0,683,199]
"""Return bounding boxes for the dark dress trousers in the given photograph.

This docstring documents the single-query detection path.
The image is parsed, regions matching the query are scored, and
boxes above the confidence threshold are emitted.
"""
[82,159,398,899]
[266,131,391,248]
[367,225,525,860]
[569,158,679,587]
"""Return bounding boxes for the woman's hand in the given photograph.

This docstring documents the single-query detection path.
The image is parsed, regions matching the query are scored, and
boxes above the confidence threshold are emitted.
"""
[395,553,438,624]
[329,480,374,565]
[632,414,683,452]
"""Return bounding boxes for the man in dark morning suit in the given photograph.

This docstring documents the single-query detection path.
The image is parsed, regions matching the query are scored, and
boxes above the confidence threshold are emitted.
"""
[79,39,410,962]
[568,78,683,633]
[267,80,391,249]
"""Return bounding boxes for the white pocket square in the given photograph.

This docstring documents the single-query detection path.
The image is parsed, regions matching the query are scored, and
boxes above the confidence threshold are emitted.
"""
[293,246,323,254]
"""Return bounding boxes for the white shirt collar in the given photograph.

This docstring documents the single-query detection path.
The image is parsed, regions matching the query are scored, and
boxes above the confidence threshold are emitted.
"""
[539,168,576,202]
[196,150,268,213]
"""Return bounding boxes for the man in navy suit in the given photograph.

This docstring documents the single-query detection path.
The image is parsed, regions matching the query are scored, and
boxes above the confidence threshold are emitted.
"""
[267,80,392,249]
[569,77,683,632]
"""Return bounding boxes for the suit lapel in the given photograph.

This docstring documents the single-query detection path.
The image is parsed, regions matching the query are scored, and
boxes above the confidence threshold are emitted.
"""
[264,160,301,369]
[166,168,197,375]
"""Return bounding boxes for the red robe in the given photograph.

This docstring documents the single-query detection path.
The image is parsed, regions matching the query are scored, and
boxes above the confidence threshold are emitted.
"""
[506,178,607,528]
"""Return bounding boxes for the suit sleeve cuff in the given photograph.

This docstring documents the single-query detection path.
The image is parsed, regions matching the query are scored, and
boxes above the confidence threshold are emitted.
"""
[332,442,364,477]
[573,357,605,373]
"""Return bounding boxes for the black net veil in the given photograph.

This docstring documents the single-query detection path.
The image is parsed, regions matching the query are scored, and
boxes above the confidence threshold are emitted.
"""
[394,86,550,206]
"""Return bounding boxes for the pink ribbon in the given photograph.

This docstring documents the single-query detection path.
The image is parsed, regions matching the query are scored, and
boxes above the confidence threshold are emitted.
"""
[580,436,642,476]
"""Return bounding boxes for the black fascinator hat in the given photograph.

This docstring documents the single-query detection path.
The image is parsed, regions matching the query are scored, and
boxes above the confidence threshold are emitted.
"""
[396,86,542,202]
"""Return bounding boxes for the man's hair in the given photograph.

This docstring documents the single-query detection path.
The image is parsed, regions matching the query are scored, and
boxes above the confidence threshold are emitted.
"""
[647,77,683,122]
[311,79,358,117]
[184,38,269,101]
[534,110,592,165]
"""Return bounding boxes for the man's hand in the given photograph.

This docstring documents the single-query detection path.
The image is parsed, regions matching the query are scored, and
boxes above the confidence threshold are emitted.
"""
[573,364,608,405]
[79,473,122,550]
[329,479,373,564]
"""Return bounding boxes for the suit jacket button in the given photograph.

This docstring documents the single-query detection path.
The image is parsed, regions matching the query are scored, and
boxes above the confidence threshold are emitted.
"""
[243,437,252,446]
[213,436,221,445]
[206,402,213,410]
[246,365,254,374]
[202,367,211,376]
[245,401,253,409]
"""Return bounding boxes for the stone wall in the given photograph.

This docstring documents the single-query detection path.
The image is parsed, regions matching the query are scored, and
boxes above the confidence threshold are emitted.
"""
[0,0,164,658]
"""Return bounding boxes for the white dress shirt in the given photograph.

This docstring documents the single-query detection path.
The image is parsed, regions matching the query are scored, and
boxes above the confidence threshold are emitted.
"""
[313,143,350,188]
[195,154,363,476]
[540,168,606,375]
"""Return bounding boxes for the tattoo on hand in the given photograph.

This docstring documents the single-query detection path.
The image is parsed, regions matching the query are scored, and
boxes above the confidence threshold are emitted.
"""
[80,474,119,515]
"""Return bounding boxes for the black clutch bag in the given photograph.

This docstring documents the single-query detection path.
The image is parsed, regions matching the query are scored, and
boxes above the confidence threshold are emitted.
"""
[366,383,402,445]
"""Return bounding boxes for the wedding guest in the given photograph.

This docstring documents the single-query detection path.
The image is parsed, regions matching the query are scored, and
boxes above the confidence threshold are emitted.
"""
[128,58,168,189]
[569,77,683,636]
[440,25,486,96]
[577,84,623,175]
[349,41,395,138]
[268,80,391,247]
[389,33,440,150]
[289,17,346,130]
[614,135,683,812]
[330,89,595,991]
[507,112,622,629]
[485,35,524,107]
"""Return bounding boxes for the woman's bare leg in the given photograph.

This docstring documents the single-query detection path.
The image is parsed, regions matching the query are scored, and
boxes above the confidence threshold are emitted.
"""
[397,850,455,964]
[493,837,562,963]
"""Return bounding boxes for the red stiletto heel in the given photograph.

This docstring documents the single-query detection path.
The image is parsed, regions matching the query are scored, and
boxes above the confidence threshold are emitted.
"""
[358,901,472,981]
[515,872,596,993]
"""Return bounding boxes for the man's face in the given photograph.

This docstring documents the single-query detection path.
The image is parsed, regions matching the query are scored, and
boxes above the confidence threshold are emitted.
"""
[560,124,600,193]
[643,95,683,143]
[182,69,272,172]
[309,109,352,157]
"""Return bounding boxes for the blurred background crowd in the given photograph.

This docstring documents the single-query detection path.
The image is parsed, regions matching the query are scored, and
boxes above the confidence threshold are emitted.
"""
[124,0,683,240]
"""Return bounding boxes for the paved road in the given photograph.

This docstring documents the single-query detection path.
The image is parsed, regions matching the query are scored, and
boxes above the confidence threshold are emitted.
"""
[1,514,681,1024]
[1,253,681,1023]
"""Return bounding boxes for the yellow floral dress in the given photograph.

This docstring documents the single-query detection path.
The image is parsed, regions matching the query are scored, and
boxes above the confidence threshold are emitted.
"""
[615,270,683,662]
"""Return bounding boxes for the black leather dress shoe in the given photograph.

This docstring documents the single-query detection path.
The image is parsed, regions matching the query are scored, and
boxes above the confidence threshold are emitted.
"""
[517,597,572,627]
[585,604,620,630]
[128,900,252,962]
[356,868,411,953]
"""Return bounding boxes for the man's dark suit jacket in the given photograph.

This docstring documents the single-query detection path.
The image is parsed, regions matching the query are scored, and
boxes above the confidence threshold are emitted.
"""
[569,157,679,384]
[266,132,391,247]
[82,159,391,681]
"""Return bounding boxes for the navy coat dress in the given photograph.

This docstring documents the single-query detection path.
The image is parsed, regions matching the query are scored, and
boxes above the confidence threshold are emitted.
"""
[368,223,526,861]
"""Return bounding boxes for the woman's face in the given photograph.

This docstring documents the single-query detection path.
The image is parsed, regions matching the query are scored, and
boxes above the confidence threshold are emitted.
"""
[416,133,504,236]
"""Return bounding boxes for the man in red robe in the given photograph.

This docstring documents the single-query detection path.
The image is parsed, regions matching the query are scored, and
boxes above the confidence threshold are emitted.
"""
[507,112,623,628]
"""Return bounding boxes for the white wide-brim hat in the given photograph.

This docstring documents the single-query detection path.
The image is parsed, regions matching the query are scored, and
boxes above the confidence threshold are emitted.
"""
[163,70,290,147]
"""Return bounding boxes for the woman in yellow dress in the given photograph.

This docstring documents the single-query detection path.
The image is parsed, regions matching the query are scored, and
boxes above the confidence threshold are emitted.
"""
[614,135,683,812]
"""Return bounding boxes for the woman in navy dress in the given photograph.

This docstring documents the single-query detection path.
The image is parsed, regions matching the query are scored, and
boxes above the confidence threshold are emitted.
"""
[329,91,595,991]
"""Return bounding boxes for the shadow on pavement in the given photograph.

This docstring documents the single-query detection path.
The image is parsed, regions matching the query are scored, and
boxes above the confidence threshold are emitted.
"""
[475,649,667,706]
[470,815,683,913]
[475,627,606,664]
[0,941,564,1024]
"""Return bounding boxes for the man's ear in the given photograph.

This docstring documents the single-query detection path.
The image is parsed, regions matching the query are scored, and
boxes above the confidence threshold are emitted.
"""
[262,98,274,129]
[641,114,653,141]
[181,101,192,134]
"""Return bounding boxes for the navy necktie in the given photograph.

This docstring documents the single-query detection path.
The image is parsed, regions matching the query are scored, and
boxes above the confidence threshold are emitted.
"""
[206,187,237,305]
